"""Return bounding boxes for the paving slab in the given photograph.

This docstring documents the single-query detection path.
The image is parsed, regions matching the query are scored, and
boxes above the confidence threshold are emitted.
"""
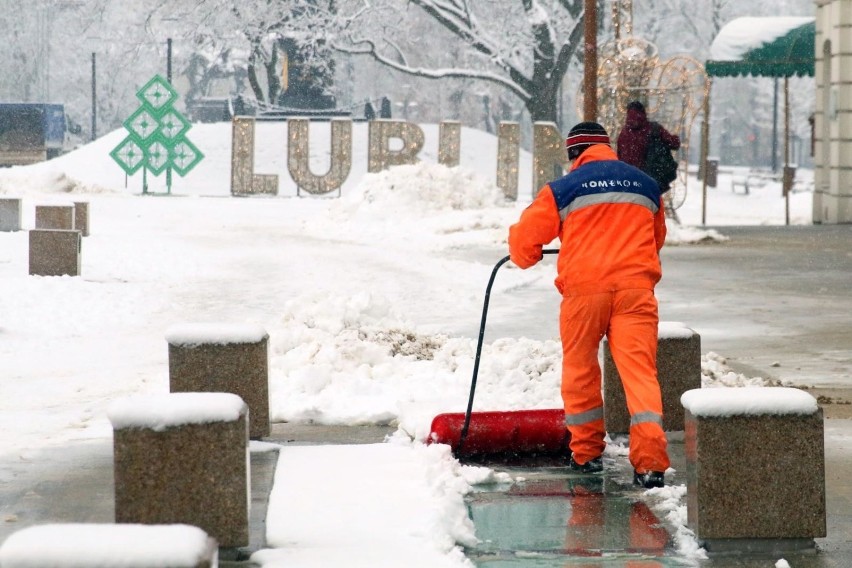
[1,420,852,566]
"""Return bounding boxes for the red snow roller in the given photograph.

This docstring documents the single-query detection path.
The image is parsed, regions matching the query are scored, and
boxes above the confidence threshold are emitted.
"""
[428,249,570,462]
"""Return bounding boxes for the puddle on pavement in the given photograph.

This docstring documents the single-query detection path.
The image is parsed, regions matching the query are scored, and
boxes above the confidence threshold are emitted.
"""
[464,461,687,567]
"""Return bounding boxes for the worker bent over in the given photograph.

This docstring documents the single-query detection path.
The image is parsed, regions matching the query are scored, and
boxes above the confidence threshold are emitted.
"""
[508,121,670,488]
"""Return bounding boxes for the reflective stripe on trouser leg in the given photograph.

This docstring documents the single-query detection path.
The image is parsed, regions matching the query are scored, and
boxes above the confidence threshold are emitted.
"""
[630,411,663,428]
[607,288,670,473]
[560,292,611,464]
[564,407,605,465]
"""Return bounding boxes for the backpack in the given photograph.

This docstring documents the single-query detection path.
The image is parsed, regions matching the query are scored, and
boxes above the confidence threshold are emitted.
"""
[643,122,678,191]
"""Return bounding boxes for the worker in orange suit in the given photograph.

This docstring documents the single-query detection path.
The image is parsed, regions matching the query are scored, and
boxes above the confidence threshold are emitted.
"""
[508,121,670,488]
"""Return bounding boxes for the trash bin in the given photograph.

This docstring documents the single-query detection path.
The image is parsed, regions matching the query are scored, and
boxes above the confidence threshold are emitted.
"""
[783,165,796,196]
[705,158,718,188]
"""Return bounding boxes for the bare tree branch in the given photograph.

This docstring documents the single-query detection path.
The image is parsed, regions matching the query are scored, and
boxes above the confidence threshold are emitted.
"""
[335,37,531,101]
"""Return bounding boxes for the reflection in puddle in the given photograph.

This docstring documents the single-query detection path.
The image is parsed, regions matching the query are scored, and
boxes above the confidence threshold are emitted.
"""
[466,474,674,567]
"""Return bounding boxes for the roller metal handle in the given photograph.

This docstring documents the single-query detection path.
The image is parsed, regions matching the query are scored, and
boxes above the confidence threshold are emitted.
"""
[457,248,559,456]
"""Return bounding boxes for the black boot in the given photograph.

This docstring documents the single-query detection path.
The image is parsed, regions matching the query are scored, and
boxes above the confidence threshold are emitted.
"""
[569,454,603,473]
[633,470,664,488]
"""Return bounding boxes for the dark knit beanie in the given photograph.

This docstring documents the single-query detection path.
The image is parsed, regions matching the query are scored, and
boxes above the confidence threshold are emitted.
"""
[565,121,610,160]
[627,100,645,113]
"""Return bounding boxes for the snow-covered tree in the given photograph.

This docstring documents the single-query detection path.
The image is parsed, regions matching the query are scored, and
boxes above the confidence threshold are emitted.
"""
[333,0,586,124]
[156,0,339,108]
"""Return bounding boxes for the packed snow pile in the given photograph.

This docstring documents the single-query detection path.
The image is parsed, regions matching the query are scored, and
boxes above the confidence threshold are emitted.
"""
[642,485,708,559]
[268,291,563,441]
[351,162,508,212]
[701,351,784,388]
[267,291,781,442]
[665,219,729,245]
[0,169,114,196]
[252,440,479,568]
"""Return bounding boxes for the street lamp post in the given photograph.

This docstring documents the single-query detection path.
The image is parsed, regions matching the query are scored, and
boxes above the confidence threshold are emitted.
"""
[583,0,598,122]
[167,38,173,83]
[91,52,97,141]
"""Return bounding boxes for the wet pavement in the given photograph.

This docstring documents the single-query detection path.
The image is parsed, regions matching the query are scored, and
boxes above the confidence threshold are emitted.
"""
[459,225,852,389]
[462,422,852,567]
[3,227,852,565]
[2,421,852,566]
[466,467,673,565]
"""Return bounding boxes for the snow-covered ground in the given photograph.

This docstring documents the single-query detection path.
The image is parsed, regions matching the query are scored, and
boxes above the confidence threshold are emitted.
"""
[0,121,820,566]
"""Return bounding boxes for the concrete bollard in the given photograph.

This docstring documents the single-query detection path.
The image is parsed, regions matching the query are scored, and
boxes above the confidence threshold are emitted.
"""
[74,201,90,236]
[166,323,270,439]
[0,523,219,568]
[0,197,22,231]
[35,204,75,230]
[603,322,701,434]
[109,393,250,548]
[29,229,81,276]
[682,387,826,553]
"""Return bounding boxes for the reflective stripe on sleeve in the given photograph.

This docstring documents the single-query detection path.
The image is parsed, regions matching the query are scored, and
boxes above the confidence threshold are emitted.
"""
[564,406,604,426]
[630,411,663,428]
[559,192,658,221]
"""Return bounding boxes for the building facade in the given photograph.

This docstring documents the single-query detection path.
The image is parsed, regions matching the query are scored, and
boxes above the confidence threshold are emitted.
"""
[814,0,852,223]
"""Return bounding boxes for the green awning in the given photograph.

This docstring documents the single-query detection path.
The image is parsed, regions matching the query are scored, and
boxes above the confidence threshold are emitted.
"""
[705,17,815,78]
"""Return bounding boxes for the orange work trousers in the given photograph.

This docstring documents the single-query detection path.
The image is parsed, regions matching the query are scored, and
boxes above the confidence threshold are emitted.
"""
[559,288,670,474]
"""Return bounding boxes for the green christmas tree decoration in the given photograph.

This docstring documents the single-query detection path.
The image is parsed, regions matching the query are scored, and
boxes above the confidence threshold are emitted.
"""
[110,75,204,193]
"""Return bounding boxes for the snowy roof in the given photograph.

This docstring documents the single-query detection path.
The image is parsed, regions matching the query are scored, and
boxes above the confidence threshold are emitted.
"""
[707,17,815,78]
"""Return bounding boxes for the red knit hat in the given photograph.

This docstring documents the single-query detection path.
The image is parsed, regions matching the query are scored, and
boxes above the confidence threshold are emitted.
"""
[565,121,610,160]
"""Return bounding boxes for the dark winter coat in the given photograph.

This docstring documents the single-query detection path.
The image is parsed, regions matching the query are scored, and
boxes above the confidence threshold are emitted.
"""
[616,107,680,170]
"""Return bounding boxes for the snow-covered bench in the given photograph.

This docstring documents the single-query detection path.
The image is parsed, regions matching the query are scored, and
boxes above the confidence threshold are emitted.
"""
[603,322,701,434]
[29,229,81,276]
[0,523,218,568]
[681,387,826,553]
[109,393,250,549]
[166,323,270,439]
[729,175,751,194]
[0,197,22,231]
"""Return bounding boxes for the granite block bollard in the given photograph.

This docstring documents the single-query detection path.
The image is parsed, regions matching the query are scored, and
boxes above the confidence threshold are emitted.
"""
[109,393,250,549]
[0,197,22,231]
[74,201,90,236]
[603,322,701,434]
[0,523,219,568]
[35,204,75,230]
[166,323,270,439]
[682,387,826,553]
[28,229,81,276]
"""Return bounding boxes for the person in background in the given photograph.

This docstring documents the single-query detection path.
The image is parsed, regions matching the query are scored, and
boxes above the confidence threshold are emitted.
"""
[507,121,670,489]
[617,100,681,192]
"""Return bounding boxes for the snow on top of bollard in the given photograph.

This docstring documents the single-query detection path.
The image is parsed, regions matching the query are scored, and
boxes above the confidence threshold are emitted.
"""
[681,387,819,417]
[165,322,268,346]
[0,523,213,568]
[658,321,695,339]
[108,392,247,431]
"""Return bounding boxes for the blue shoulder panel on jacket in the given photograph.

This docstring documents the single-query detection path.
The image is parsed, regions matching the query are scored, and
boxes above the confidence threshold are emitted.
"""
[549,160,661,213]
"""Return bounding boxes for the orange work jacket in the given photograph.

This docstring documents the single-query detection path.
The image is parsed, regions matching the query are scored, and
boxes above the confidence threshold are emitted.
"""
[508,144,666,296]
